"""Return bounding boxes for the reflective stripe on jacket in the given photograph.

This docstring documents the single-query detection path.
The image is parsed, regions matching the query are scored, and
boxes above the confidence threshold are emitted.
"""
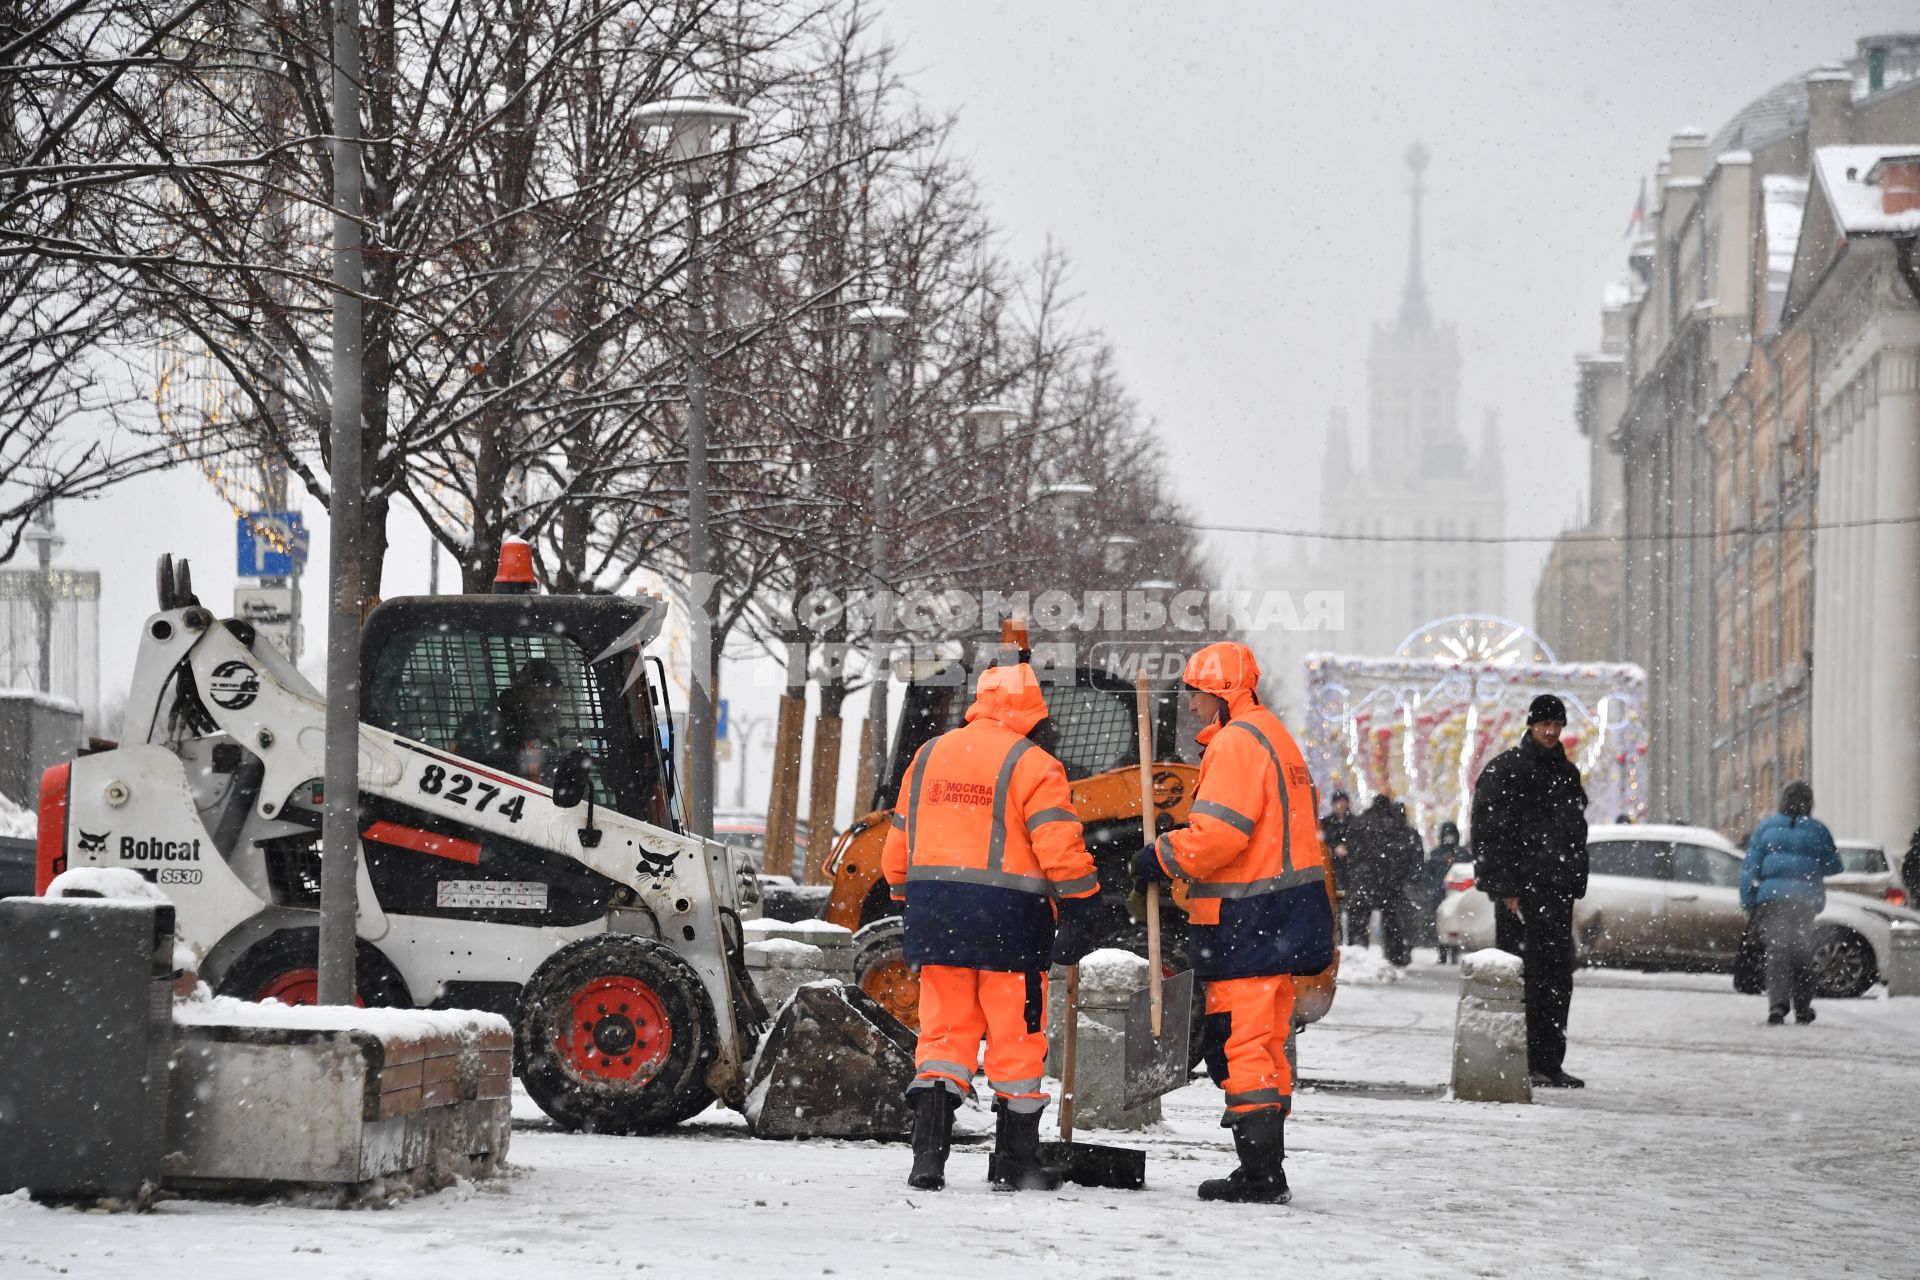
[881,665,1097,971]
[1156,702,1333,980]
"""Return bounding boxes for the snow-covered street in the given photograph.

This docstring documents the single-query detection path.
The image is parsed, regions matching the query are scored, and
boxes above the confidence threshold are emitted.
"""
[7,957,1915,1279]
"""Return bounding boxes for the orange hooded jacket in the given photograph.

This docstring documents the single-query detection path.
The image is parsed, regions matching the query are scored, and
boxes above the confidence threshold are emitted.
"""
[882,663,1099,972]
[1151,642,1335,979]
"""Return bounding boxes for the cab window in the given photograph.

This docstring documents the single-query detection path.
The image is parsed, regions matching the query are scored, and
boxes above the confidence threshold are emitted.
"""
[365,627,620,808]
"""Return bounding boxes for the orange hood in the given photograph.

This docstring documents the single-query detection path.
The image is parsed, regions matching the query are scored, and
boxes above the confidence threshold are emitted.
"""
[965,662,1051,736]
[1184,641,1261,741]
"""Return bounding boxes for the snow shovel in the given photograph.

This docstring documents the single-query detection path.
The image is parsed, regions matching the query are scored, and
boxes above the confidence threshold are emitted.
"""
[1037,963,1146,1190]
[1123,672,1194,1111]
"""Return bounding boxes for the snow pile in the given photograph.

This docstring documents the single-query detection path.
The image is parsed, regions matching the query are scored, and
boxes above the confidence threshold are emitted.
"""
[44,867,169,902]
[1460,948,1524,982]
[745,916,851,938]
[745,937,826,969]
[0,789,35,840]
[175,992,510,1041]
[1075,947,1148,987]
[1335,945,1404,986]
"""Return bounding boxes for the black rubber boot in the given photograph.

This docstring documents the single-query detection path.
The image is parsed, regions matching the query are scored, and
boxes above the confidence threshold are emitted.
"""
[907,1088,958,1191]
[987,1101,1062,1191]
[1197,1109,1290,1204]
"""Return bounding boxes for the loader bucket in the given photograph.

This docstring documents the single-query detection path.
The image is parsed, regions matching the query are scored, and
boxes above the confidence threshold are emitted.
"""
[744,981,919,1139]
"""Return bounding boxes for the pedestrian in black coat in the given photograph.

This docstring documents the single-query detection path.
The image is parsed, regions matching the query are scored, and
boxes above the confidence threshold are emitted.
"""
[1342,796,1395,947]
[1378,801,1425,966]
[1903,827,1920,907]
[1322,791,1356,932]
[1471,694,1590,1088]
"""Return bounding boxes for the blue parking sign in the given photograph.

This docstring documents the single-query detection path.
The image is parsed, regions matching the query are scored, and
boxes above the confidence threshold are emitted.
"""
[716,698,730,741]
[236,512,309,578]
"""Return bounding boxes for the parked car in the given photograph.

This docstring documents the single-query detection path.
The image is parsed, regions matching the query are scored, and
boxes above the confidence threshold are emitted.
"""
[713,809,811,881]
[1437,823,1920,997]
[1828,840,1907,906]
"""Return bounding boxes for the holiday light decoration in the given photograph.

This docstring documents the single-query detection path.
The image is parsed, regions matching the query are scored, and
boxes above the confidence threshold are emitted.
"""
[1302,614,1648,843]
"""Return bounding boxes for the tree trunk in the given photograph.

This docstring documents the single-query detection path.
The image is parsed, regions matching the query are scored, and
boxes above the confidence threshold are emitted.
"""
[803,672,849,885]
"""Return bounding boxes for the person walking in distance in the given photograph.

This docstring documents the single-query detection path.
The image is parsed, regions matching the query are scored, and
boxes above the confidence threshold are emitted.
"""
[1322,791,1355,941]
[1420,821,1465,963]
[881,662,1104,1191]
[1134,642,1334,1203]
[1471,694,1590,1088]
[1740,782,1843,1026]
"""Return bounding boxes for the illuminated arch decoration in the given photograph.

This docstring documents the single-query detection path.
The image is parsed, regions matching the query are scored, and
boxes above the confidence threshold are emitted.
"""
[1303,614,1647,842]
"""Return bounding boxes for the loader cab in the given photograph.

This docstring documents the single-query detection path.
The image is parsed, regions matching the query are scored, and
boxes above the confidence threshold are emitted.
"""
[360,592,679,832]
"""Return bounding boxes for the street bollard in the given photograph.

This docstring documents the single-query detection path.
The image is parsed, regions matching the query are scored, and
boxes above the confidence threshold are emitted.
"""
[743,918,854,1010]
[1452,949,1532,1104]
[1045,948,1160,1130]
[1886,923,1920,997]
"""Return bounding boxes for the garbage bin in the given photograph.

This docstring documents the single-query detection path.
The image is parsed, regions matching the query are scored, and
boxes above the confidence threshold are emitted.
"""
[0,897,177,1202]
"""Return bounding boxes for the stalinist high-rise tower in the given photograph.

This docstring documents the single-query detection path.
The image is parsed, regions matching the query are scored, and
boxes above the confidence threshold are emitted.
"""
[1315,143,1506,657]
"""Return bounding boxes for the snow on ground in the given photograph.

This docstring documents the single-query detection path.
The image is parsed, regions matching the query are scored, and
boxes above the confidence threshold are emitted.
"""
[5,951,1917,1279]
[0,789,36,839]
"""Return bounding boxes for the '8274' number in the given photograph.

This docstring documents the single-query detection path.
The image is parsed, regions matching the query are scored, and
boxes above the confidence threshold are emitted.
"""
[418,763,527,823]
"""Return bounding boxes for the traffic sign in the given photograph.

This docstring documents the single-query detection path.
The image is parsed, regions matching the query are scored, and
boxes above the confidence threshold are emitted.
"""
[716,697,730,741]
[234,586,299,660]
[236,512,310,578]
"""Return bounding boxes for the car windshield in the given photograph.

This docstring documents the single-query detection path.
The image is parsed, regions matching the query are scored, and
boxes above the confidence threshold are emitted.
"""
[1836,847,1887,874]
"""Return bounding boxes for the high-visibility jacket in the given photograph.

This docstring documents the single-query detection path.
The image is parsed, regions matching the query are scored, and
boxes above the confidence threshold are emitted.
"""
[882,664,1099,972]
[1150,643,1334,980]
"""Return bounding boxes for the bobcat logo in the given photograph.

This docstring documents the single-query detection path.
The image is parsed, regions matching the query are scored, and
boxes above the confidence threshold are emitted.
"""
[77,830,109,854]
[635,846,680,879]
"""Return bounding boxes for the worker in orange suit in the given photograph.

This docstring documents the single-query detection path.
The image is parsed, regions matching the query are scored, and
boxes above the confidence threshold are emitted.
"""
[881,662,1104,1192]
[1134,641,1334,1204]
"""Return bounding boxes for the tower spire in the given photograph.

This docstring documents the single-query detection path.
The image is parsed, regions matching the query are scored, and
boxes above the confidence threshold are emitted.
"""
[1399,141,1431,332]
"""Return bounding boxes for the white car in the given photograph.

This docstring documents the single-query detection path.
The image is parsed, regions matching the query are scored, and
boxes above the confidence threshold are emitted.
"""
[1436,823,1920,997]
[1828,840,1907,907]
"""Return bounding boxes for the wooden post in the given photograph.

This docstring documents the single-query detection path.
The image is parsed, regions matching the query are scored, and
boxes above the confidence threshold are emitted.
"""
[764,690,807,879]
[802,710,843,884]
[852,716,876,819]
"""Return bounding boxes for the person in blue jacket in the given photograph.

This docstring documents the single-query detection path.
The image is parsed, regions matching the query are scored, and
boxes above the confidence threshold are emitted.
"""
[1740,781,1843,1025]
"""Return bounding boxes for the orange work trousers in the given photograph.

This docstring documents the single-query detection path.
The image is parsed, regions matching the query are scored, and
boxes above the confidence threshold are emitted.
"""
[1202,973,1295,1126]
[910,964,1050,1114]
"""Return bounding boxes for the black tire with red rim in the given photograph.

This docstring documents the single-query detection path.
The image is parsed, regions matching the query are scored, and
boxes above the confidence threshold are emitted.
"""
[516,934,716,1134]
[214,927,413,1008]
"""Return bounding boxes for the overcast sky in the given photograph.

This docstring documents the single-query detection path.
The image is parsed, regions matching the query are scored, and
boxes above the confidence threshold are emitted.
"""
[55,0,1918,738]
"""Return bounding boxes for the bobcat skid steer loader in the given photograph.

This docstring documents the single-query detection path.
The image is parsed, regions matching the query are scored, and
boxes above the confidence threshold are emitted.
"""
[35,550,873,1135]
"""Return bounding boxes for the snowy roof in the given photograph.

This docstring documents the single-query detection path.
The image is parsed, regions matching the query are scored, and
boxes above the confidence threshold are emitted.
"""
[1762,175,1810,272]
[1811,145,1920,234]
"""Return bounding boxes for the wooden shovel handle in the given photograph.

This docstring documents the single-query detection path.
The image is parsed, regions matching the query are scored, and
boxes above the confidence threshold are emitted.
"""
[1059,963,1079,1144]
[1135,672,1162,1038]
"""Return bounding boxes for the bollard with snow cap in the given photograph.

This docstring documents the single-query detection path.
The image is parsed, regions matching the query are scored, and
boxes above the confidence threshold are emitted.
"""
[1887,923,1920,997]
[1045,948,1161,1130]
[1451,949,1532,1103]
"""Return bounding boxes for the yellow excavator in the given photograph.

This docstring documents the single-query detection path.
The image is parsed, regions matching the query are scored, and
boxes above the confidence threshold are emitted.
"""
[816,638,1339,1040]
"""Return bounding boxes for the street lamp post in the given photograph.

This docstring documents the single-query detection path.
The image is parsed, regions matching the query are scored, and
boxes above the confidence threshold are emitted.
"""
[318,0,367,1006]
[634,98,751,840]
[963,403,1019,584]
[852,303,908,806]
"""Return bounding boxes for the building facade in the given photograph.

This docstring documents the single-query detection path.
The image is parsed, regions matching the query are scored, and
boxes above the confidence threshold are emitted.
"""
[1578,35,1920,850]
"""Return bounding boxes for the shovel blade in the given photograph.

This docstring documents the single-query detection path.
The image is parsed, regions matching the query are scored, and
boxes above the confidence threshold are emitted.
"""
[1038,1140,1147,1190]
[1123,968,1194,1110]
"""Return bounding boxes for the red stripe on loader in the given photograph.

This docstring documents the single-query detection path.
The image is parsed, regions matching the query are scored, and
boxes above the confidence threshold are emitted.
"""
[361,820,482,864]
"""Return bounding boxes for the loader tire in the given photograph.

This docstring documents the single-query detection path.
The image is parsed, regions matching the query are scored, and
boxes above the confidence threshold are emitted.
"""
[517,934,716,1134]
[214,928,412,1008]
[852,917,918,1031]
